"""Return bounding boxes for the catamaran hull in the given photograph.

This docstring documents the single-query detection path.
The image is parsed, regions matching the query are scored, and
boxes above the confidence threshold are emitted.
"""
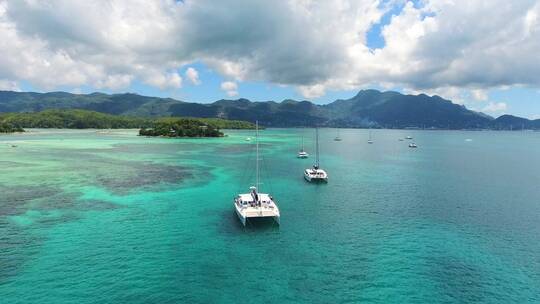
[304,174,328,183]
[244,215,280,226]
[235,205,280,226]
[235,208,247,226]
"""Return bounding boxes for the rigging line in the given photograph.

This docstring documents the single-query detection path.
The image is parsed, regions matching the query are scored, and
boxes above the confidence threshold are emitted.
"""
[237,134,256,194]
[260,143,275,196]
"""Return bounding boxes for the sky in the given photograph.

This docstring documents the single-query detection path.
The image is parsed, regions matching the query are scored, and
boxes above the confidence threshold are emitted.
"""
[1,0,540,119]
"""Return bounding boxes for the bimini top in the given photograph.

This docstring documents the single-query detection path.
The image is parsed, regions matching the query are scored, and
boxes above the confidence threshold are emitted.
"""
[237,192,272,203]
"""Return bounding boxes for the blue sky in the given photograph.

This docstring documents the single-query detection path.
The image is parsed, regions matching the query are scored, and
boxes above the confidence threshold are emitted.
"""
[2,0,540,119]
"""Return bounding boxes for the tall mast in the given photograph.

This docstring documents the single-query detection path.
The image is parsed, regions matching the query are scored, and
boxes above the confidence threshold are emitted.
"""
[255,120,259,191]
[301,134,304,151]
[315,127,320,168]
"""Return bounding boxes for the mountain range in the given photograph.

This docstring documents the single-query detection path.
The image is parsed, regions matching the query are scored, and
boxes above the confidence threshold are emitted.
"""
[1,89,538,129]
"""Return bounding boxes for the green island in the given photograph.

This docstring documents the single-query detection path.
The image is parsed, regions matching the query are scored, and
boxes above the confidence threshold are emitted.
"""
[139,118,257,137]
[140,118,224,137]
[0,109,256,137]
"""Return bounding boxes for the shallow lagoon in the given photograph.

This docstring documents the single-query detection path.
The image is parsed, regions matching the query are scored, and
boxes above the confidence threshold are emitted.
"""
[1,128,539,303]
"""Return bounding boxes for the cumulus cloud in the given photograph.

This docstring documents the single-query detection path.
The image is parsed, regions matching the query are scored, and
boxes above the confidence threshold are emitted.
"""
[95,74,133,90]
[0,0,539,100]
[471,89,488,101]
[220,81,238,97]
[144,71,182,89]
[0,79,19,91]
[482,102,508,114]
[298,84,326,99]
[185,67,201,85]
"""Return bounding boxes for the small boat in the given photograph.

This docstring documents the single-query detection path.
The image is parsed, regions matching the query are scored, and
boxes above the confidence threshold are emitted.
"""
[367,128,373,144]
[305,127,328,182]
[11,144,17,148]
[298,151,309,158]
[398,138,404,141]
[409,143,418,148]
[234,121,280,226]
[334,128,342,141]
[297,134,309,158]
[245,137,251,141]
[405,136,413,140]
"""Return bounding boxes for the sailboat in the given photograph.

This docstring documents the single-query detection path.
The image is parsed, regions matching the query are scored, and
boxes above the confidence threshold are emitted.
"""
[334,128,342,141]
[367,128,373,144]
[234,121,280,226]
[297,134,309,158]
[304,127,328,182]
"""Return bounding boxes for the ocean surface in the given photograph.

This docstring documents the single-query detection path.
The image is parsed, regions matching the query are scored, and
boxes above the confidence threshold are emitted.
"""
[1,128,539,303]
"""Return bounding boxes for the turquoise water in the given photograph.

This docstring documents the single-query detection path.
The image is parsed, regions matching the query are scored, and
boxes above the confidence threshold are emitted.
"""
[1,128,540,303]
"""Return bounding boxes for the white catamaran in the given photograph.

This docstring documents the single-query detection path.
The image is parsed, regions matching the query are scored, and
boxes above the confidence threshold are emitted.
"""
[234,121,280,226]
[304,127,328,182]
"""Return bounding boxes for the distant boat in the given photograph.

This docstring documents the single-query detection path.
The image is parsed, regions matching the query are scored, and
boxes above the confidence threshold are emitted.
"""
[334,128,342,141]
[398,138,404,141]
[297,134,309,158]
[409,143,418,148]
[234,121,280,226]
[367,128,373,144]
[406,136,413,140]
[245,137,251,141]
[305,127,328,182]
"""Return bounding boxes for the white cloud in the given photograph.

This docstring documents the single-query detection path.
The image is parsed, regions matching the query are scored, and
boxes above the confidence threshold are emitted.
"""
[95,74,133,90]
[482,102,508,114]
[185,67,201,85]
[144,71,182,89]
[471,89,488,101]
[298,84,326,99]
[0,0,539,98]
[220,81,238,97]
[0,79,19,91]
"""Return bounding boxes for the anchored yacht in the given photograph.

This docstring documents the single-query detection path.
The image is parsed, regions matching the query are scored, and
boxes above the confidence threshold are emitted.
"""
[304,127,328,182]
[297,134,309,158]
[234,121,280,226]
[298,150,309,158]
[334,128,342,141]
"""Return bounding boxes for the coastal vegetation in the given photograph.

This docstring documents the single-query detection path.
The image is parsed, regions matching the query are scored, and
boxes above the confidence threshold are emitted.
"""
[195,118,258,130]
[0,109,256,137]
[0,109,256,130]
[0,122,24,133]
[0,109,152,129]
